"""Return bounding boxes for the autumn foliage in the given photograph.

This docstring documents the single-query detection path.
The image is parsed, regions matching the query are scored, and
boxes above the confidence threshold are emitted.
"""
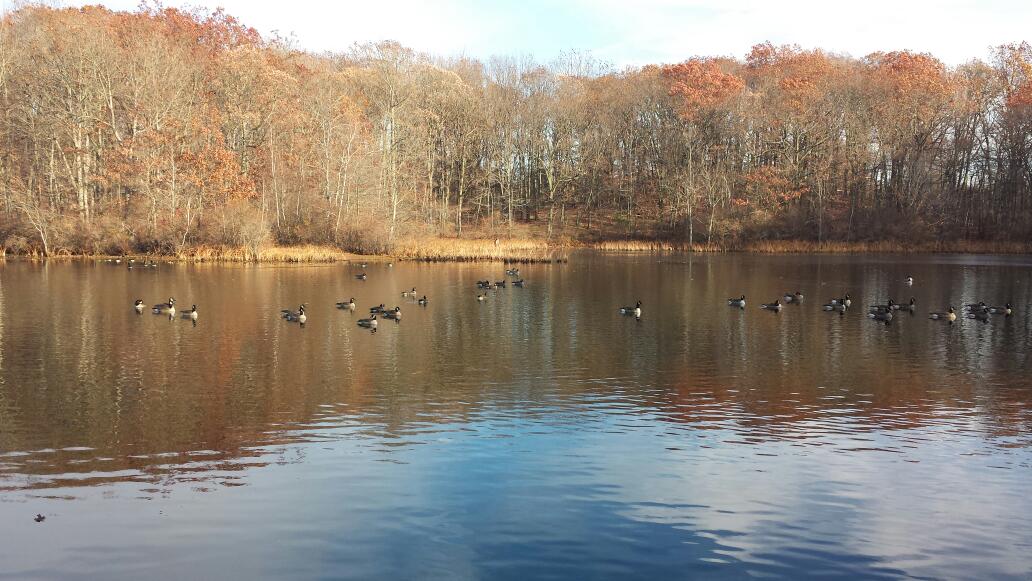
[1,6,1031,257]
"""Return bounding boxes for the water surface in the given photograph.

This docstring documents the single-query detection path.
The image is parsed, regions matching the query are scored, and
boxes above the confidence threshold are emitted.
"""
[1,253,1031,579]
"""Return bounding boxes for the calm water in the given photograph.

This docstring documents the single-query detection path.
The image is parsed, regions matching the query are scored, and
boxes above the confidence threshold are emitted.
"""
[1,253,1031,580]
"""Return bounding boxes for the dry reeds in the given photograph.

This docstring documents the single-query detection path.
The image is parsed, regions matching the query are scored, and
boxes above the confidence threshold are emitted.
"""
[180,245,357,263]
[392,237,568,262]
[591,239,1032,254]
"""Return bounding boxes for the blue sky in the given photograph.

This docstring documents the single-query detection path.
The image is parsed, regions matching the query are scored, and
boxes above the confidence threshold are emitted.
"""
[42,0,1032,67]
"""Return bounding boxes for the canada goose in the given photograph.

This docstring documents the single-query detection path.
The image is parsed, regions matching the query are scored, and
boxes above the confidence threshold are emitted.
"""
[968,307,990,322]
[761,300,782,311]
[477,294,487,302]
[384,306,402,320]
[898,297,917,311]
[727,295,746,308]
[868,310,893,322]
[133,299,145,312]
[369,303,386,314]
[620,301,642,317]
[512,279,525,287]
[34,514,45,523]
[358,314,377,328]
[182,305,198,320]
[387,262,394,267]
[988,303,1013,316]
[494,280,507,288]
[401,287,416,297]
[929,306,957,321]
[869,299,895,313]
[152,297,176,314]
[505,267,519,276]
[823,300,847,311]
[782,292,795,303]
[830,294,851,307]
[418,296,428,306]
[905,276,914,286]
[356,273,368,280]
[336,298,357,310]
[476,280,491,288]
[282,304,307,324]
[964,302,986,311]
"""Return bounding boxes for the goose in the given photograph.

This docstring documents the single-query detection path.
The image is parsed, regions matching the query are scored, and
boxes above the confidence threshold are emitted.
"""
[830,294,851,307]
[182,305,199,320]
[512,279,525,287]
[369,303,387,314]
[476,280,491,288]
[869,299,895,313]
[761,300,782,311]
[620,301,642,317]
[401,287,416,298]
[929,306,957,321]
[336,298,357,310]
[494,280,507,288]
[868,310,893,323]
[133,299,145,312]
[359,263,368,268]
[152,297,176,315]
[967,307,990,322]
[384,306,402,320]
[964,301,986,311]
[727,295,746,308]
[477,294,487,302]
[782,292,795,303]
[387,262,394,268]
[988,303,1013,316]
[823,299,847,311]
[905,276,914,286]
[898,297,917,311]
[418,296,428,306]
[357,314,377,328]
[282,304,307,324]
[505,267,520,276]
[356,273,368,280]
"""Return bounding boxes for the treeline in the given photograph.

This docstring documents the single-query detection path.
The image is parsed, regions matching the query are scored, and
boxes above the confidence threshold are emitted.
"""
[1,5,1031,256]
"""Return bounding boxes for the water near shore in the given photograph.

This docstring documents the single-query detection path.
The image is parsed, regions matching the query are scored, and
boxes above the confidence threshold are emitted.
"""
[1,253,1031,579]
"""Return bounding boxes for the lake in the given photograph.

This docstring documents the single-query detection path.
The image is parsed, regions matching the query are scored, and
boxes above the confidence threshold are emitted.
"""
[1,253,1031,580]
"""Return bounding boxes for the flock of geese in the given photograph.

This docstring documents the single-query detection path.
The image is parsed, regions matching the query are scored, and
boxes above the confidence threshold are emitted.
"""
[132,270,1014,330]
[150,266,530,332]
[622,275,1015,324]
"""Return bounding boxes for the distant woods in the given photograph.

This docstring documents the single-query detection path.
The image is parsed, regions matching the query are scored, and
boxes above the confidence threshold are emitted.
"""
[1,5,1031,256]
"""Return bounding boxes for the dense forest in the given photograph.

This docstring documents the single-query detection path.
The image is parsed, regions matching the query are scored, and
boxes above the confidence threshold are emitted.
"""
[1,4,1031,256]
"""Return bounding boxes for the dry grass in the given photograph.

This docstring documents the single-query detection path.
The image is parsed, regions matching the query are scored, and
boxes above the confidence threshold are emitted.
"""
[179,244,370,262]
[591,239,1032,254]
[740,240,1032,254]
[591,240,721,252]
[392,237,569,262]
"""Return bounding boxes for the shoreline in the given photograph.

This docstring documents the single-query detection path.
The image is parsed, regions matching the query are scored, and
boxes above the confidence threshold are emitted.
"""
[2,239,1030,264]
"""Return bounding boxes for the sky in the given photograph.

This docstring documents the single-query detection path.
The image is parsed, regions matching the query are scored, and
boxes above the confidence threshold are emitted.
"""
[30,0,1032,67]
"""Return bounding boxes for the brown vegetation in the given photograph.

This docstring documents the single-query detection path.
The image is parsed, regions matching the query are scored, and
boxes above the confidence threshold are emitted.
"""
[392,237,567,262]
[1,6,1031,260]
[591,239,1032,254]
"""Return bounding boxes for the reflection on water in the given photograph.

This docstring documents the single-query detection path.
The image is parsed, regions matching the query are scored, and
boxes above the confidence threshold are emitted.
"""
[1,254,1031,579]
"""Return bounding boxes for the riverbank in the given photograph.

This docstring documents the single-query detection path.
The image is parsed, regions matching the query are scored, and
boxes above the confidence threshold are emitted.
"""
[3,238,1030,263]
[590,239,1032,254]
